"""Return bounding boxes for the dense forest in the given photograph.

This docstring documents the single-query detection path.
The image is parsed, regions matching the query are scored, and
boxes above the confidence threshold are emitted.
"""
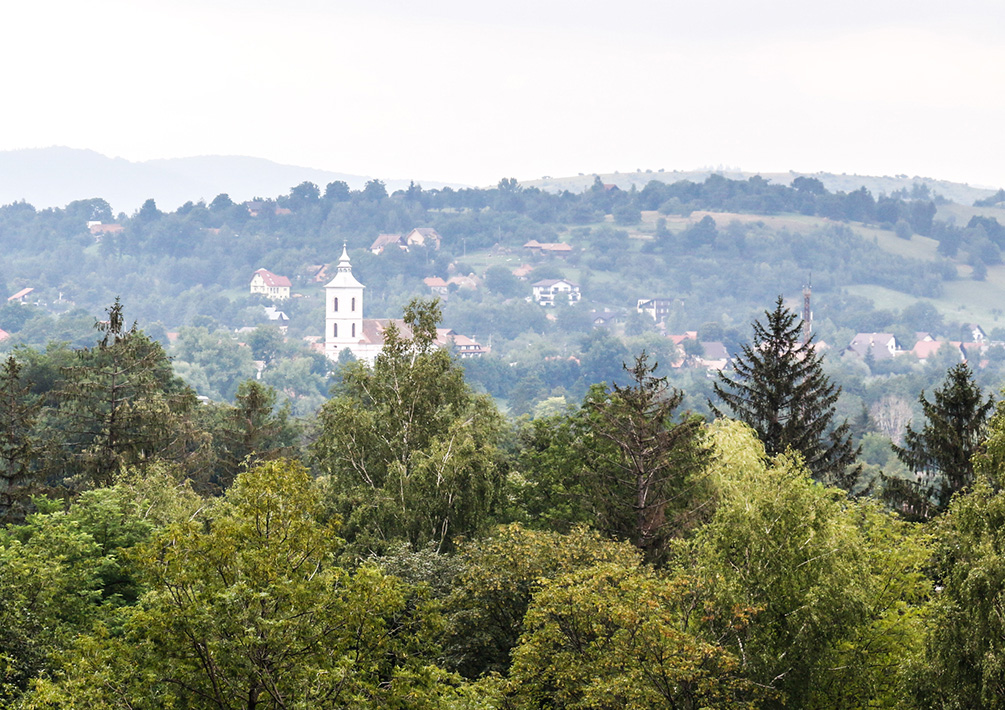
[2,291,1004,708]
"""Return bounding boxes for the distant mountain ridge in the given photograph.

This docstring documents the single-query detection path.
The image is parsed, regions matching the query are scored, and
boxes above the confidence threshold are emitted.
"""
[0,147,469,214]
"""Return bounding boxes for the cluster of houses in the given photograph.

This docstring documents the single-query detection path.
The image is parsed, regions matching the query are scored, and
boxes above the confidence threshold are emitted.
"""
[846,325,990,366]
[369,228,442,255]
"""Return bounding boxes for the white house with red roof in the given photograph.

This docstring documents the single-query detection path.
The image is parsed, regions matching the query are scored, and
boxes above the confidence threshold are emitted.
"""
[250,269,292,300]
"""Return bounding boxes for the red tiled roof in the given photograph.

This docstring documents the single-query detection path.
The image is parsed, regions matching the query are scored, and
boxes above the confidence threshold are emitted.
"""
[89,223,124,235]
[370,234,405,251]
[252,269,291,288]
[7,287,34,302]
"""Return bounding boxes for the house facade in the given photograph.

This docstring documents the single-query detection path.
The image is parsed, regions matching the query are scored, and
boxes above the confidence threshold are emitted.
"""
[637,297,676,322]
[250,269,291,300]
[532,278,581,306]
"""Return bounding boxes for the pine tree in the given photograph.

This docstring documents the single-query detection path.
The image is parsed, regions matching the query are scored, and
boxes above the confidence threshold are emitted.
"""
[712,296,860,487]
[889,362,993,518]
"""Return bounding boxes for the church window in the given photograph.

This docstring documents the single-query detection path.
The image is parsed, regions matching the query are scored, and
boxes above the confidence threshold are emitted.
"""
[333,323,338,337]
[333,297,339,311]
[351,297,356,311]
[352,323,356,337]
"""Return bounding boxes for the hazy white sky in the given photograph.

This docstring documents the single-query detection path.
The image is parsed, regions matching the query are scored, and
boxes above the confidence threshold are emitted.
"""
[4,0,1005,187]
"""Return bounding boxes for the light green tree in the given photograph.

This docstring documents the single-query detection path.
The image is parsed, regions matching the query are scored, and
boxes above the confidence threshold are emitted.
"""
[313,299,506,554]
[509,561,760,710]
[686,420,930,709]
[25,460,473,709]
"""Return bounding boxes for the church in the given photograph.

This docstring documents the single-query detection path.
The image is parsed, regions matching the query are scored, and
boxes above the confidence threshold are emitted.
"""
[324,246,489,364]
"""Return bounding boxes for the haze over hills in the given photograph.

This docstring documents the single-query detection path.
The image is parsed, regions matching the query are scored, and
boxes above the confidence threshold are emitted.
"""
[0,147,469,214]
[1,147,1001,215]
[525,170,1001,207]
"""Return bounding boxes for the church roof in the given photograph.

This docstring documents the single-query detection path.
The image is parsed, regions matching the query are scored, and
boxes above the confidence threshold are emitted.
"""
[324,245,365,289]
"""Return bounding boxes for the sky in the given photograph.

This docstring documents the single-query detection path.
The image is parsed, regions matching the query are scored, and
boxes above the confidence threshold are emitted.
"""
[3,0,1005,188]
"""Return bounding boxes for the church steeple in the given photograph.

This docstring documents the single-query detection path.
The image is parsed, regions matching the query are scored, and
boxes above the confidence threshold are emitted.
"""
[324,244,365,360]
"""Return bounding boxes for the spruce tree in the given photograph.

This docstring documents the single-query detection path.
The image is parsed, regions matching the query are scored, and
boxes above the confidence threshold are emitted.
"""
[584,352,710,560]
[0,354,42,523]
[711,296,859,487]
[889,362,993,517]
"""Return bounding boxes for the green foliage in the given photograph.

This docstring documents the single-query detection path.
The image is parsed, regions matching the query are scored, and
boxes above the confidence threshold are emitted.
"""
[0,354,42,523]
[47,300,199,490]
[508,561,760,710]
[582,353,710,559]
[313,299,506,554]
[713,296,860,488]
[891,363,994,518]
[686,420,930,709]
[24,459,463,708]
[443,524,641,679]
[0,468,199,704]
[907,473,1005,709]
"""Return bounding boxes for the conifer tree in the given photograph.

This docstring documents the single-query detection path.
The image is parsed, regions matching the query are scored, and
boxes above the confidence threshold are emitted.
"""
[53,299,197,489]
[583,352,710,560]
[712,296,859,487]
[889,362,993,517]
[0,354,42,523]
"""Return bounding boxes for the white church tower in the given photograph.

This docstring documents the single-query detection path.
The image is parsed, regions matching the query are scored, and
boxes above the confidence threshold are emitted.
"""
[324,245,365,362]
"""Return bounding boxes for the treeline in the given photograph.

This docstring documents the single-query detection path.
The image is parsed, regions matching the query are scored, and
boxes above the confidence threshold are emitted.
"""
[0,172,978,326]
[1,298,1004,708]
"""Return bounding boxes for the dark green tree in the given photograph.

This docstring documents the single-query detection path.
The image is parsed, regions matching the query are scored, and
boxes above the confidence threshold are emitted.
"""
[0,354,42,523]
[889,363,993,518]
[52,299,198,489]
[712,296,860,488]
[583,353,710,560]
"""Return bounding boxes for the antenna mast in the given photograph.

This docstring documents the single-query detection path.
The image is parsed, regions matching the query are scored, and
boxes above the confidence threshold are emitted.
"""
[802,275,812,345]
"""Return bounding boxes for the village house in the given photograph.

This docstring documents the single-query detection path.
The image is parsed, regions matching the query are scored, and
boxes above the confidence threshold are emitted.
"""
[847,333,900,360]
[589,309,625,328]
[423,276,450,297]
[511,263,534,280]
[249,269,292,300]
[637,297,677,322]
[405,228,442,250]
[7,287,34,304]
[910,339,966,364]
[532,278,581,306]
[523,240,573,257]
[324,246,487,364]
[370,233,407,255]
[87,222,124,241]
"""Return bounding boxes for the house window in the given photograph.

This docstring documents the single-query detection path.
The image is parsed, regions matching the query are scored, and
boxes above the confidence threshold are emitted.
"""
[334,297,339,311]
[351,297,356,311]
[333,323,338,337]
[352,323,356,337]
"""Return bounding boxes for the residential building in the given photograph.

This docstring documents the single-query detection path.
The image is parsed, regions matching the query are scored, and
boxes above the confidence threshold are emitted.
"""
[250,269,292,300]
[848,333,900,360]
[405,228,442,250]
[637,297,677,322]
[532,278,581,306]
[370,233,406,255]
